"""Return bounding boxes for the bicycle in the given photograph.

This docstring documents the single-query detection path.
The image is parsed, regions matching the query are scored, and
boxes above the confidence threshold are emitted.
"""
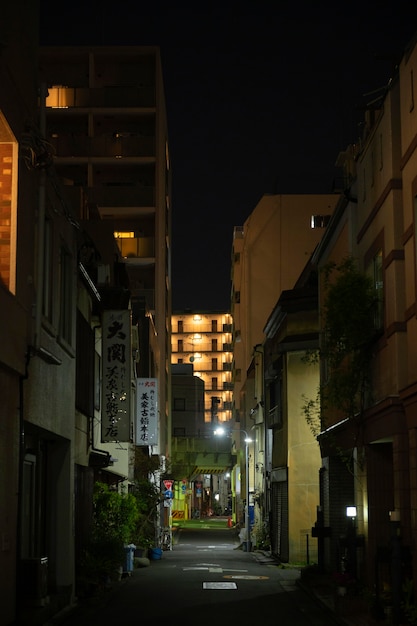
[160,526,172,551]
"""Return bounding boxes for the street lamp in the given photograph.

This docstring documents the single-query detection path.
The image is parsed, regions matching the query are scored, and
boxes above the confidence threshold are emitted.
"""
[214,426,252,551]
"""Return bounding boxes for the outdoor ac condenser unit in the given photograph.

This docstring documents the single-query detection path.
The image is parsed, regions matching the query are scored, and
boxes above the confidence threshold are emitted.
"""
[20,557,49,607]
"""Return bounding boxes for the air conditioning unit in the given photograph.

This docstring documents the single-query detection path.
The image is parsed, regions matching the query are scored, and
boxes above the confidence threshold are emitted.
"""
[20,557,49,607]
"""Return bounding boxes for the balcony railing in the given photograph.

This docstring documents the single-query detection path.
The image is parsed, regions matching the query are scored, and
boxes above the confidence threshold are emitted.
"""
[87,186,155,208]
[49,134,155,158]
[268,405,282,428]
[116,236,155,259]
[46,85,155,108]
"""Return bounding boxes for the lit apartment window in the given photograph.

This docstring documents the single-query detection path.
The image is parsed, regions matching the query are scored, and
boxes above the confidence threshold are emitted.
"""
[311,215,330,228]
[46,86,75,108]
[0,112,17,293]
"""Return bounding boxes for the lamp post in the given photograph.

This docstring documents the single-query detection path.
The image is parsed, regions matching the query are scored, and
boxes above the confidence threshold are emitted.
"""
[214,426,252,551]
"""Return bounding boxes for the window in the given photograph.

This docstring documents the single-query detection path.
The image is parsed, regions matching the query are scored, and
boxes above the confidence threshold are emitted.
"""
[42,217,53,321]
[211,319,217,332]
[76,310,94,415]
[371,150,375,187]
[211,377,218,390]
[367,249,384,330]
[59,243,73,344]
[178,339,183,352]
[212,358,218,371]
[211,338,218,351]
[178,320,183,332]
[267,358,283,428]
[0,112,17,293]
[414,196,417,303]
[94,351,101,411]
[379,134,383,171]
[174,398,185,411]
[311,215,330,228]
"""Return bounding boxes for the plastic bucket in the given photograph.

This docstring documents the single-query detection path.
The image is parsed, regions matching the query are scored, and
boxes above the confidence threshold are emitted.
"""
[149,547,163,560]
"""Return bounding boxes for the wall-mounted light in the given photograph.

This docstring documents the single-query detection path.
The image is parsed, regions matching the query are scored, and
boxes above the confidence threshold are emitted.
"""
[346,506,357,519]
[389,510,401,522]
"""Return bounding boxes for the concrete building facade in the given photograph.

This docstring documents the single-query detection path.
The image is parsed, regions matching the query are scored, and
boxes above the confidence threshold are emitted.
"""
[38,45,172,462]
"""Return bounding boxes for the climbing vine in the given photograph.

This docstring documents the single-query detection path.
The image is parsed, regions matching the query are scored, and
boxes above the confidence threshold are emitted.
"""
[303,257,380,448]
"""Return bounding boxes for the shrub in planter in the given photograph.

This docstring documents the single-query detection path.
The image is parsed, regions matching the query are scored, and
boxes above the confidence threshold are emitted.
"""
[77,482,138,596]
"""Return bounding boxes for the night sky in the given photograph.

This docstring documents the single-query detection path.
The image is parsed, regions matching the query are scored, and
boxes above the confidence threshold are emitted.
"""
[39,1,417,311]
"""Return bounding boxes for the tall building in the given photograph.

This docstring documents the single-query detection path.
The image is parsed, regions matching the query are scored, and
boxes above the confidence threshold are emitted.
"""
[38,46,172,459]
[171,311,233,429]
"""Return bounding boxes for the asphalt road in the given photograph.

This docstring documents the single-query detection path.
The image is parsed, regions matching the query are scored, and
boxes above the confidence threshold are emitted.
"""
[55,525,340,626]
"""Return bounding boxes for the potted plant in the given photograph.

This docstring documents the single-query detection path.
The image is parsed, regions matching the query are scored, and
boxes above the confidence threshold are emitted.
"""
[77,482,138,596]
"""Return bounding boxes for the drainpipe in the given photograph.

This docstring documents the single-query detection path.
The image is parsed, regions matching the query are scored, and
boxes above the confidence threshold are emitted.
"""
[15,351,30,620]
[34,83,47,352]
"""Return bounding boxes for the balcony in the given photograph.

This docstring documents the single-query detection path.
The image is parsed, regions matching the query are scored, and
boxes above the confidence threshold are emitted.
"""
[268,405,282,429]
[88,186,155,214]
[46,85,156,109]
[49,134,155,159]
[115,236,155,265]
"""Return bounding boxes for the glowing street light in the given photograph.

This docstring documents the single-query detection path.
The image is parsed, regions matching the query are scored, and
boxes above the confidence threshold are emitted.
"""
[214,426,253,551]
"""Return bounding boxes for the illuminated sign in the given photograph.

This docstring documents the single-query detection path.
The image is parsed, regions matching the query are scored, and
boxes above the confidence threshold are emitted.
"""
[136,378,158,446]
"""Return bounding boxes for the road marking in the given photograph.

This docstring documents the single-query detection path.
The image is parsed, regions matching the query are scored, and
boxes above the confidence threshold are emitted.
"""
[183,566,248,573]
[223,575,269,580]
[203,582,237,589]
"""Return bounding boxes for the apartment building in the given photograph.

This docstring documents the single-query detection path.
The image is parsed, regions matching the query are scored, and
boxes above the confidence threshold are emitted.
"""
[231,193,339,427]
[230,193,339,553]
[309,31,417,609]
[38,46,172,460]
[171,310,233,429]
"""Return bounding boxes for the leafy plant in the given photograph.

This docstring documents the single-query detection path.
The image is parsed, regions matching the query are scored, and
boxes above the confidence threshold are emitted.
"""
[303,257,380,454]
[130,449,166,547]
[402,578,417,625]
[77,482,138,594]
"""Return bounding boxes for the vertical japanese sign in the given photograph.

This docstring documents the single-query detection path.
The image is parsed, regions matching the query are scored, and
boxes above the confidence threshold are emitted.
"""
[101,310,131,442]
[136,378,158,446]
